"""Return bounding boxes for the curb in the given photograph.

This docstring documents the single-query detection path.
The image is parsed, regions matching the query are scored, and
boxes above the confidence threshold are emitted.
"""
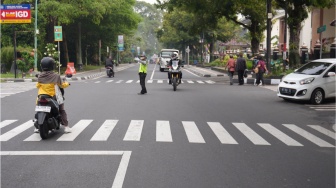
[211,67,281,85]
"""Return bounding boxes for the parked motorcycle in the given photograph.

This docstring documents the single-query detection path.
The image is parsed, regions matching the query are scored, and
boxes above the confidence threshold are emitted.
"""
[106,66,114,77]
[169,60,183,91]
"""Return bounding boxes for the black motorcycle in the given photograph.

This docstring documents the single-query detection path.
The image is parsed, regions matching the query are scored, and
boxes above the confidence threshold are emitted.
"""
[106,66,114,77]
[34,94,61,139]
[169,60,183,91]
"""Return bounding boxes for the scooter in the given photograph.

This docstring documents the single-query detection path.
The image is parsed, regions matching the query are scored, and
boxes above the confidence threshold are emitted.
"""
[33,75,71,139]
[106,66,114,77]
[169,60,183,91]
[34,93,61,139]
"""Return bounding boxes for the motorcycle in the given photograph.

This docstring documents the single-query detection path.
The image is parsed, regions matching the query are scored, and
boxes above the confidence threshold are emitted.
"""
[106,66,114,77]
[34,92,61,139]
[169,60,183,91]
[33,75,70,139]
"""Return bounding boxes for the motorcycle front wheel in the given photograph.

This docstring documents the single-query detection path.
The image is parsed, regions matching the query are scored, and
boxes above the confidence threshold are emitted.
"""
[39,121,49,139]
[172,77,177,91]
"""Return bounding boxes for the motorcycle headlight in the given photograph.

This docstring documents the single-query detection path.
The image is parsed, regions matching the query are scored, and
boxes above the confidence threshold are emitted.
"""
[299,77,314,85]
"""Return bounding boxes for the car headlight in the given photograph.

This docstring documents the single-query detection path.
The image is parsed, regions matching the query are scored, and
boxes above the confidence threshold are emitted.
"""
[299,77,314,85]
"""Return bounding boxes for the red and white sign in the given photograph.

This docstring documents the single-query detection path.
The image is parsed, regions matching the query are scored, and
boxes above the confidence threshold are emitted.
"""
[0,4,31,23]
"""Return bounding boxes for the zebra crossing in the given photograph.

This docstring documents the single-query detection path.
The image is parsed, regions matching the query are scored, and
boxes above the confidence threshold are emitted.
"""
[90,79,216,84]
[305,104,336,111]
[0,119,335,147]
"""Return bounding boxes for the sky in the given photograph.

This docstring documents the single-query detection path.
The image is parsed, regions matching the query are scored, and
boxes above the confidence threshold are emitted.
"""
[137,0,156,4]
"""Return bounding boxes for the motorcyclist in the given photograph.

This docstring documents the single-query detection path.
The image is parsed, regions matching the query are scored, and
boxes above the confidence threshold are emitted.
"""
[167,52,183,84]
[105,56,114,69]
[34,57,71,133]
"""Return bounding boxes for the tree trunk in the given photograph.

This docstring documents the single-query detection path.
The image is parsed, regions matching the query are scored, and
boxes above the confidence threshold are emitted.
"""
[251,37,260,55]
[63,29,69,65]
[289,25,301,68]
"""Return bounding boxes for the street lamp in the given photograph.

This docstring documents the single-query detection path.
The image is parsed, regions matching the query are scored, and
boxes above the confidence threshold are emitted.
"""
[34,0,38,71]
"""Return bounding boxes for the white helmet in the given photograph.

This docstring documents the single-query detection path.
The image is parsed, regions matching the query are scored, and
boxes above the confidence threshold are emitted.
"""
[171,52,178,60]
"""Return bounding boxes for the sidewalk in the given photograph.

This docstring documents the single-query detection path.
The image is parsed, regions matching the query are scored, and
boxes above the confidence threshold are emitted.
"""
[186,65,281,85]
[0,64,134,83]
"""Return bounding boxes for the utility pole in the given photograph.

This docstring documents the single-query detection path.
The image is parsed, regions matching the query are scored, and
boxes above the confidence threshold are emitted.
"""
[266,0,272,70]
[34,0,38,71]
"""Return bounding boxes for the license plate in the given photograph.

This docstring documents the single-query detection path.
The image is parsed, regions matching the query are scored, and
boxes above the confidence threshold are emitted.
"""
[35,106,51,112]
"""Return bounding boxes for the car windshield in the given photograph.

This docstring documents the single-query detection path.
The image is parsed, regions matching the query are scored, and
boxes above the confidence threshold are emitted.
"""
[294,62,332,75]
[161,51,177,57]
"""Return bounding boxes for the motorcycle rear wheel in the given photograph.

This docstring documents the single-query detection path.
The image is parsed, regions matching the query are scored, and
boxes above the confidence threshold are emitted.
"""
[39,121,49,139]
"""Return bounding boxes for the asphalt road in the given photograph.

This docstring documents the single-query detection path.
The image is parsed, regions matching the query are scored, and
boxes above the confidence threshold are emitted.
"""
[1,63,335,188]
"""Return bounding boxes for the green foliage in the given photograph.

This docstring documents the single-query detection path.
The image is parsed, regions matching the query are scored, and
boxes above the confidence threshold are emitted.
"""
[0,46,14,72]
[16,51,34,77]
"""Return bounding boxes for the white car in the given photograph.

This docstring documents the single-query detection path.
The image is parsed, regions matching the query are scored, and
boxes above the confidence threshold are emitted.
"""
[277,59,336,104]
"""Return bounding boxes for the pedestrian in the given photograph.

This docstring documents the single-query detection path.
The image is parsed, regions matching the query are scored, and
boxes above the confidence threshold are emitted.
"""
[235,53,247,85]
[255,55,268,86]
[138,55,147,95]
[225,55,236,85]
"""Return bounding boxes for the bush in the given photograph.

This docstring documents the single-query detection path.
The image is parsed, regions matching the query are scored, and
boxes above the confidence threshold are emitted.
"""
[1,46,14,72]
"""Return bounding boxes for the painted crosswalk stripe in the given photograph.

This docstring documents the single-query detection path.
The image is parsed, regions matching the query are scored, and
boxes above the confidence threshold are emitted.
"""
[57,120,93,141]
[156,121,173,142]
[257,123,303,146]
[147,80,153,83]
[182,121,205,143]
[95,81,101,83]
[24,132,42,141]
[196,81,205,84]
[283,124,334,147]
[136,80,140,83]
[0,120,17,129]
[116,80,123,83]
[0,120,34,141]
[90,120,118,141]
[107,80,114,83]
[232,123,270,145]
[205,80,215,84]
[157,80,163,83]
[123,120,144,141]
[307,125,336,140]
[126,80,133,83]
[208,122,238,144]
[187,80,194,83]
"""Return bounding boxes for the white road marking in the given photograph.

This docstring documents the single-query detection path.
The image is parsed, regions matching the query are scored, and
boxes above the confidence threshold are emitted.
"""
[0,120,34,141]
[232,123,271,145]
[308,125,336,140]
[123,120,144,141]
[116,80,123,83]
[147,80,153,83]
[156,121,173,142]
[90,120,119,141]
[258,123,303,146]
[157,80,163,83]
[57,120,93,141]
[283,124,334,147]
[196,81,205,84]
[208,122,238,144]
[107,80,114,83]
[187,80,194,83]
[125,80,133,83]
[0,150,132,188]
[0,120,17,129]
[182,121,205,143]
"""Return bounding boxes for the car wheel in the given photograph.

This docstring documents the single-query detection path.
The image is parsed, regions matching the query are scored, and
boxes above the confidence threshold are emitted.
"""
[310,89,324,105]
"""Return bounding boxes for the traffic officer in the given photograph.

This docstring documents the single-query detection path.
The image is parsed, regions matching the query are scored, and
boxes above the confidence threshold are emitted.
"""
[138,55,147,95]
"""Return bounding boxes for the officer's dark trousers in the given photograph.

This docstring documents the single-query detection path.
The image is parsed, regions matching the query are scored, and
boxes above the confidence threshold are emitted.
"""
[139,72,147,94]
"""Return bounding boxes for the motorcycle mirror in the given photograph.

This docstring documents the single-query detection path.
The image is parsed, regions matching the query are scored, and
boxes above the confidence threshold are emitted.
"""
[35,74,39,78]
[65,74,73,78]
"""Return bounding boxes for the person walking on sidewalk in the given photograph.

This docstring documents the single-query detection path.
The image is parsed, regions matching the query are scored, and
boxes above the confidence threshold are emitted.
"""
[138,55,148,95]
[225,55,236,85]
[255,55,268,86]
[235,53,247,85]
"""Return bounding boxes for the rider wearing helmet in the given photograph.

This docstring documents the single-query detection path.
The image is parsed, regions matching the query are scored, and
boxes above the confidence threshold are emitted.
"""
[168,52,183,84]
[35,57,71,133]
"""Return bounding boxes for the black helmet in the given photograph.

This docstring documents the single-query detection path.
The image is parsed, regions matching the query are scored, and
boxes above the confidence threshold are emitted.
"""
[40,57,55,71]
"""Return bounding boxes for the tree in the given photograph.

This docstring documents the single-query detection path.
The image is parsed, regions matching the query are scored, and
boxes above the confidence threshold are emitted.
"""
[275,0,335,68]
[157,0,268,54]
